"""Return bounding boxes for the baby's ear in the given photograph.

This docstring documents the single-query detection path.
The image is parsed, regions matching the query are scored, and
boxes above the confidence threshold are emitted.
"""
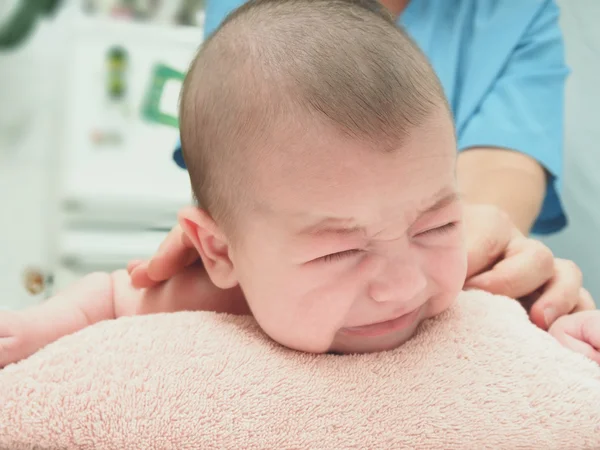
[178,206,239,289]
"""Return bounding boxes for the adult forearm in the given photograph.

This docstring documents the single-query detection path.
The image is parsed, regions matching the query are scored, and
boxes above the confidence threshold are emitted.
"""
[457,147,547,234]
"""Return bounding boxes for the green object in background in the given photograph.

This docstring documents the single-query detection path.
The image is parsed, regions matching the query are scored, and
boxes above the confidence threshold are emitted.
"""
[0,0,62,50]
[141,63,185,128]
[107,46,128,100]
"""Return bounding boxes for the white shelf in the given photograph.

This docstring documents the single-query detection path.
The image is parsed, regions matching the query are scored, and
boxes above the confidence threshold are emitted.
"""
[48,10,204,283]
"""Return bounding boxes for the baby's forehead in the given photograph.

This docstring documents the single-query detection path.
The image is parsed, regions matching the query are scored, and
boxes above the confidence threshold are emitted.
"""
[251,168,459,237]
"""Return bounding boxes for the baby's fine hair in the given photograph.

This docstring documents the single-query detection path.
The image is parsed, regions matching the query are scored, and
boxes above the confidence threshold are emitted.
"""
[179,0,447,228]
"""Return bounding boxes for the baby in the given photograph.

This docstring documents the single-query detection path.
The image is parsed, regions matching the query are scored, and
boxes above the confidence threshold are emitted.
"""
[1,0,598,363]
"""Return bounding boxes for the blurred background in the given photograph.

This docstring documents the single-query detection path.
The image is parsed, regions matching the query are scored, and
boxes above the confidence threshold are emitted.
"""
[0,0,598,310]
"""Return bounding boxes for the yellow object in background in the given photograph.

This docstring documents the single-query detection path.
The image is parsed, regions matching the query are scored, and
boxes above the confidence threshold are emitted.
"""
[107,45,128,100]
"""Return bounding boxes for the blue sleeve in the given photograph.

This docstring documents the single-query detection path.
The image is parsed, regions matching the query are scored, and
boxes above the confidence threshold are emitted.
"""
[174,0,249,169]
[204,0,249,38]
[457,1,569,234]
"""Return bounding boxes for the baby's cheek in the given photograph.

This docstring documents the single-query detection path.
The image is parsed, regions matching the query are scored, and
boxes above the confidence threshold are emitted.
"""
[243,257,379,353]
[425,291,458,319]
[434,245,467,289]
[243,278,333,353]
[424,248,466,317]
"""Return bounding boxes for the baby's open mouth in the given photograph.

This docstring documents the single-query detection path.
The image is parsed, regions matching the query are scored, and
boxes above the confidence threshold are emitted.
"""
[340,306,423,338]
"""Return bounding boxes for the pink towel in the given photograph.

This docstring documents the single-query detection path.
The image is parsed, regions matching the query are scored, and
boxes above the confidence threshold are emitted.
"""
[1,290,599,450]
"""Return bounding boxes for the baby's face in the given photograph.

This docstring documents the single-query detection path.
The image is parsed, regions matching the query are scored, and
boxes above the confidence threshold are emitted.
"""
[229,110,466,354]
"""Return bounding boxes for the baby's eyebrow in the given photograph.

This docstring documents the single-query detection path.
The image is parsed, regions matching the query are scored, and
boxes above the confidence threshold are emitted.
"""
[298,218,364,237]
[297,191,460,236]
[418,190,460,215]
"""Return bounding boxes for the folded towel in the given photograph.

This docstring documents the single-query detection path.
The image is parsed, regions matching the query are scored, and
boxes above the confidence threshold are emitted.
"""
[1,290,599,450]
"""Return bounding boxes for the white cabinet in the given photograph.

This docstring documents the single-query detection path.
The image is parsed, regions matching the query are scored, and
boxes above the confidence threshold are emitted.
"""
[1,11,205,304]
[0,18,65,310]
[50,16,203,292]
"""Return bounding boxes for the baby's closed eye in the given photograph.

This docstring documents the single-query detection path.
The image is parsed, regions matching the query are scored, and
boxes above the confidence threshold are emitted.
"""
[415,221,459,237]
[318,249,364,263]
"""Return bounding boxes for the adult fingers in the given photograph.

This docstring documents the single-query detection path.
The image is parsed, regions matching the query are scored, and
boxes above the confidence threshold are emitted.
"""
[572,287,597,313]
[465,238,554,300]
[129,261,159,289]
[147,225,198,279]
[463,205,514,278]
[127,259,144,274]
[529,258,583,330]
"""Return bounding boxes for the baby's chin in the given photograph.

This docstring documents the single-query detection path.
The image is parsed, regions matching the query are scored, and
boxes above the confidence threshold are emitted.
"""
[327,295,456,355]
[261,294,459,355]
[328,310,425,355]
[266,319,423,355]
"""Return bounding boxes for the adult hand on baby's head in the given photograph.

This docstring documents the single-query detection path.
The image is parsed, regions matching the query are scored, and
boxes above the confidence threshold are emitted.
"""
[127,220,249,316]
[549,310,600,364]
[462,204,595,330]
[129,224,200,289]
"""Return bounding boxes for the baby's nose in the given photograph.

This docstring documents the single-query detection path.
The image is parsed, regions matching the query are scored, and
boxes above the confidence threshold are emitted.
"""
[368,259,427,304]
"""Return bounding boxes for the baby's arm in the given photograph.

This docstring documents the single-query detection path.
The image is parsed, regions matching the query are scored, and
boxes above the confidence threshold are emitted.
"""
[0,272,115,368]
[0,263,249,368]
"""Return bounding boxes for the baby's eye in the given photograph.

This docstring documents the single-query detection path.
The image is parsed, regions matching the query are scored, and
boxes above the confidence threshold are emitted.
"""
[418,221,459,237]
[320,249,363,263]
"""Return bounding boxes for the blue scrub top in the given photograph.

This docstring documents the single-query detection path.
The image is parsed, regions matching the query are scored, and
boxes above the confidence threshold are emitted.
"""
[174,0,569,234]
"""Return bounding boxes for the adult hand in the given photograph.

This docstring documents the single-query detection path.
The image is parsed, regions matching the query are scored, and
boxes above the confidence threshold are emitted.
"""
[462,204,595,330]
[549,310,600,364]
[129,224,200,289]
[127,222,249,316]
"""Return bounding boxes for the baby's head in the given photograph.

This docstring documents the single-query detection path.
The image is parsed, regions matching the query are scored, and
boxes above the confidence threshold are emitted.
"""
[179,0,466,354]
